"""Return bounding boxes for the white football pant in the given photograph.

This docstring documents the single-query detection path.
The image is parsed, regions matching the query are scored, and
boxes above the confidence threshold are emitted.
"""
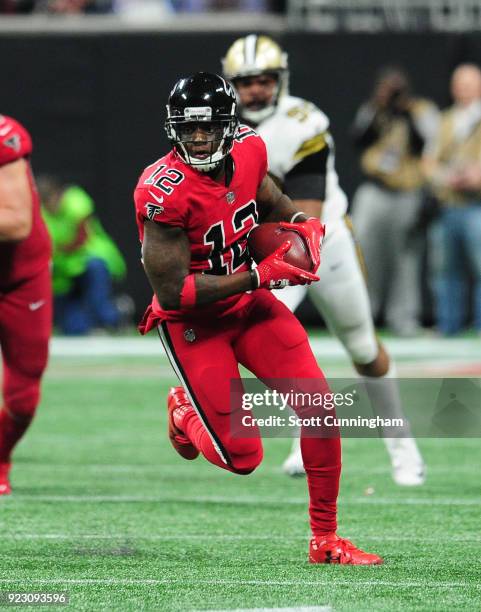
[274,218,378,365]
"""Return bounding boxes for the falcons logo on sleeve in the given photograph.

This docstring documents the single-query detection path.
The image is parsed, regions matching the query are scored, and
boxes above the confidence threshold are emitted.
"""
[145,202,164,221]
[3,134,21,152]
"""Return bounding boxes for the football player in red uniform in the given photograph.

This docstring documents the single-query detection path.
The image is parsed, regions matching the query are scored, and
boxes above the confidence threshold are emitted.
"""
[134,73,382,564]
[0,115,52,495]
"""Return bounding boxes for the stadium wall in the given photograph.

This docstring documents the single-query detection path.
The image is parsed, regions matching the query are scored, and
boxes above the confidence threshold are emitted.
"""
[2,30,481,318]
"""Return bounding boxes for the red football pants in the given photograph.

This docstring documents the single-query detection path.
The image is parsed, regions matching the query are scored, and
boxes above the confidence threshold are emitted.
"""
[0,266,52,462]
[159,289,341,535]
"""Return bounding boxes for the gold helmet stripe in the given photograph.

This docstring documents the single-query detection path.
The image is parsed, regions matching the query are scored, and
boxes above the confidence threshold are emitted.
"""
[244,34,258,67]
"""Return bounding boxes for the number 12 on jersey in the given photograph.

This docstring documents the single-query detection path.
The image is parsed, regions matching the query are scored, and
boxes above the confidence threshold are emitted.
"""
[203,200,258,275]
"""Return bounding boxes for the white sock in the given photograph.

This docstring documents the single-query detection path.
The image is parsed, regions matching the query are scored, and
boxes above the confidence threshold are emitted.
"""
[288,429,301,455]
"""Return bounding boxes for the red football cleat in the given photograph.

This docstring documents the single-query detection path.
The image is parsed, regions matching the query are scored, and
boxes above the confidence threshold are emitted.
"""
[0,462,12,496]
[167,387,199,460]
[309,534,383,565]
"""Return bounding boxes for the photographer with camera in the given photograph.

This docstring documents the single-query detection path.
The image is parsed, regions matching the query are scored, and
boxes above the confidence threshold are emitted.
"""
[350,67,439,336]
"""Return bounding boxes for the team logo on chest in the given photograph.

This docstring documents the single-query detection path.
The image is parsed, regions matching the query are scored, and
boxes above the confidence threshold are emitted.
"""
[226,191,236,205]
[145,202,164,220]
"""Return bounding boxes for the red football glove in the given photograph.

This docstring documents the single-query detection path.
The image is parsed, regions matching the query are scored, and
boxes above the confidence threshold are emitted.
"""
[253,241,320,290]
[279,217,325,271]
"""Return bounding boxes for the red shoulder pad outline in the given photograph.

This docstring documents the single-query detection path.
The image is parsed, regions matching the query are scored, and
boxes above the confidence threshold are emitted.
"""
[235,124,259,143]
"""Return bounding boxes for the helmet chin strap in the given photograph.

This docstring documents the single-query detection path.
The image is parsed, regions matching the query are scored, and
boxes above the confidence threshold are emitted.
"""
[177,134,228,172]
[193,158,223,173]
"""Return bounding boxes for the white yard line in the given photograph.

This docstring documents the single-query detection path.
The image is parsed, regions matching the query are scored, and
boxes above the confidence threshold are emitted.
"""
[15,463,480,475]
[4,494,481,506]
[0,533,479,543]
[49,336,481,360]
[0,578,477,590]
[198,608,332,612]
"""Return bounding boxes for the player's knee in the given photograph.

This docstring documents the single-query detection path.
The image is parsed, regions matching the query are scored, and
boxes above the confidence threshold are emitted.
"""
[4,379,41,419]
[228,441,263,475]
[7,342,49,381]
[356,343,391,377]
[3,349,47,416]
[345,330,378,365]
[230,453,263,475]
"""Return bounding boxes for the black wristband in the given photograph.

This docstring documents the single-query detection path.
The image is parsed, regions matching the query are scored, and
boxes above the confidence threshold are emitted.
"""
[249,268,259,290]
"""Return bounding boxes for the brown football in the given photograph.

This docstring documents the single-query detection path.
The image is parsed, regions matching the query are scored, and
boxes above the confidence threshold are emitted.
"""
[247,223,314,272]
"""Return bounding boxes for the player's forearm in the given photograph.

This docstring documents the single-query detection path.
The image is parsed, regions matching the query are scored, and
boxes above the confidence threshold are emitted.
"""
[293,199,323,220]
[261,193,308,224]
[146,267,254,311]
[257,174,309,224]
[0,160,33,241]
[143,266,184,312]
[194,271,254,306]
[0,210,31,241]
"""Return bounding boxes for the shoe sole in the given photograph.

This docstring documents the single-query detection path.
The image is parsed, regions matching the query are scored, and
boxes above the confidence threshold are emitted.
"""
[168,431,199,461]
[309,555,383,565]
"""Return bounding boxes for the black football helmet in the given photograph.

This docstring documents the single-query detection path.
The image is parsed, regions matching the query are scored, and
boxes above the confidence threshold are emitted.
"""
[165,72,239,172]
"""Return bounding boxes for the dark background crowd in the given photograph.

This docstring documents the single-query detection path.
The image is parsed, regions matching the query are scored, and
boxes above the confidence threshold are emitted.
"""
[0,0,286,14]
[1,11,481,337]
[2,0,106,12]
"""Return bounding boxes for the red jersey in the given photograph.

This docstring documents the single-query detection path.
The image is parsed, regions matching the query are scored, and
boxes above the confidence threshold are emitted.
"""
[0,115,51,288]
[134,126,267,330]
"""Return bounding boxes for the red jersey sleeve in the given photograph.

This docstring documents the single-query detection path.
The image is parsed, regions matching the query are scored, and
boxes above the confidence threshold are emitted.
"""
[134,154,191,242]
[134,184,188,246]
[235,125,268,187]
[135,185,186,227]
[0,115,33,166]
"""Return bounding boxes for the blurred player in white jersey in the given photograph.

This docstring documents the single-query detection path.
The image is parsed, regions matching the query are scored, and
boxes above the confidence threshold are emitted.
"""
[223,35,425,486]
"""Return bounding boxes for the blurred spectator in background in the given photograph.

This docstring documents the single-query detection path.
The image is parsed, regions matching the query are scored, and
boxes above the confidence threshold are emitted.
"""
[351,67,439,336]
[423,64,481,336]
[1,0,277,12]
[0,0,35,12]
[33,0,112,12]
[113,0,172,17]
[39,177,128,335]
[172,0,268,10]
[34,0,269,12]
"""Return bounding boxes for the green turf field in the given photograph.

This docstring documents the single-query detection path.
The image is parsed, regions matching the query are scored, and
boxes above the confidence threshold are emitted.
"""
[1,335,480,611]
